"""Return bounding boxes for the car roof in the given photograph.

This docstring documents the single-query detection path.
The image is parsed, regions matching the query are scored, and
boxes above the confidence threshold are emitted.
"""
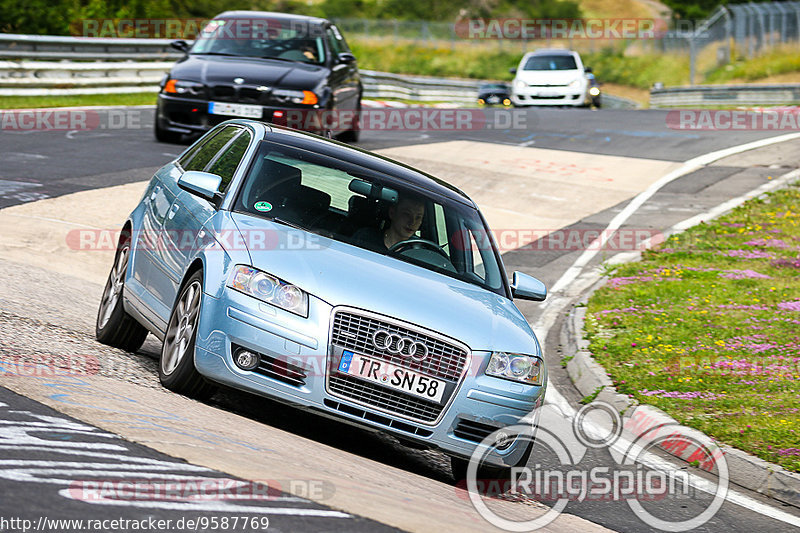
[526,49,577,57]
[232,121,475,207]
[214,10,329,25]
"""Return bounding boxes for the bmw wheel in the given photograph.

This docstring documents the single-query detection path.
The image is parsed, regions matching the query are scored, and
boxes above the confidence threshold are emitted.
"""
[159,271,215,399]
[96,233,149,352]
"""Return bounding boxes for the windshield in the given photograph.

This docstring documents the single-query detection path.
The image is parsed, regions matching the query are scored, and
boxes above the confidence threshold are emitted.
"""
[523,54,577,71]
[233,141,507,296]
[191,19,326,65]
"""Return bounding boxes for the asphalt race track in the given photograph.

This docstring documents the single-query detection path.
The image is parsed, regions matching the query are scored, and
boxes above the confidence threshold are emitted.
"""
[1,105,800,532]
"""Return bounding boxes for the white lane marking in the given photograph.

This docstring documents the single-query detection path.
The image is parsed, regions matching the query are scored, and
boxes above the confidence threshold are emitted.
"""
[546,385,800,527]
[544,131,800,297]
[0,180,42,195]
[55,492,352,517]
[537,133,800,525]
[1,212,103,229]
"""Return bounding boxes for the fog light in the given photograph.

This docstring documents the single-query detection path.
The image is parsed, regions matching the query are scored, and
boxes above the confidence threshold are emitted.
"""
[235,349,260,371]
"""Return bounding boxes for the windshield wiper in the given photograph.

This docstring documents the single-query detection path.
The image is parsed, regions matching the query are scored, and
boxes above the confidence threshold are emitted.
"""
[257,56,298,62]
[193,51,246,57]
[268,217,305,230]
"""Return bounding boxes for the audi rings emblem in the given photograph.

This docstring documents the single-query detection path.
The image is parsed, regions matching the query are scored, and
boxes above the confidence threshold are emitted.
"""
[372,330,429,361]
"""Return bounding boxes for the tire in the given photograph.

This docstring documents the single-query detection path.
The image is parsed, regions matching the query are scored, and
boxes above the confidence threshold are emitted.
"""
[451,438,534,482]
[338,101,361,143]
[159,271,215,399]
[154,119,182,144]
[96,235,149,352]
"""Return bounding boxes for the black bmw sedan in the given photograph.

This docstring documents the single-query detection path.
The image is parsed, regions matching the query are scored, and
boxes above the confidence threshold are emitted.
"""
[155,11,362,143]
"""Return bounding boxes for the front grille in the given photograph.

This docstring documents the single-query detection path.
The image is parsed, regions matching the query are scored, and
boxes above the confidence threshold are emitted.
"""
[331,311,467,381]
[210,85,264,104]
[255,353,307,387]
[328,375,443,422]
[454,419,502,443]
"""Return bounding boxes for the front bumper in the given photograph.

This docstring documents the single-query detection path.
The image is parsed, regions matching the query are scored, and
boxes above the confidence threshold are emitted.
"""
[193,287,546,465]
[511,86,587,106]
[155,94,326,137]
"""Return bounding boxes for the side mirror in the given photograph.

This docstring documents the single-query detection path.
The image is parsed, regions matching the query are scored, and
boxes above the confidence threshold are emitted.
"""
[510,271,547,301]
[584,66,593,73]
[337,52,356,64]
[178,171,223,206]
[170,40,189,53]
[509,67,517,74]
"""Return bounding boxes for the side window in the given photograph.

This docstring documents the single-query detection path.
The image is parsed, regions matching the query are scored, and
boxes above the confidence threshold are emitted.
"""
[326,28,342,56]
[206,130,252,192]
[181,126,239,173]
[329,25,351,53]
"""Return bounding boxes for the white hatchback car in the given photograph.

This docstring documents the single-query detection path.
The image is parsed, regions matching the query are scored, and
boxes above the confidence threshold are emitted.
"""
[510,49,592,107]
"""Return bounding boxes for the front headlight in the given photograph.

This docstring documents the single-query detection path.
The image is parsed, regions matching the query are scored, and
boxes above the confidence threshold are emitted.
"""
[568,78,582,88]
[486,352,544,385]
[163,79,204,96]
[271,89,319,105]
[589,86,601,96]
[513,79,526,92]
[228,265,309,317]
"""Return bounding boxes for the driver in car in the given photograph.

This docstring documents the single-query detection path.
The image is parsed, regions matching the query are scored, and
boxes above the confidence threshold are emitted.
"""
[354,195,425,252]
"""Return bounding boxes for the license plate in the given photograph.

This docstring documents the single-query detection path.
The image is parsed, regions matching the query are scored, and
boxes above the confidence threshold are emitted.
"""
[208,102,263,119]
[338,351,446,403]
[535,91,559,98]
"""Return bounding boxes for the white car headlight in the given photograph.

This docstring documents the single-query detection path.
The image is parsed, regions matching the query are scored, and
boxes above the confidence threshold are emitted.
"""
[513,79,526,91]
[486,352,544,385]
[568,78,582,88]
[228,265,309,317]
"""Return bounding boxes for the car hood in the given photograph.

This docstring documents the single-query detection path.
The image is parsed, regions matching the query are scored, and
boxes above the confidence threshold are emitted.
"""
[171,54,328,90]
[516,69,582,85]
[230,213,539,354]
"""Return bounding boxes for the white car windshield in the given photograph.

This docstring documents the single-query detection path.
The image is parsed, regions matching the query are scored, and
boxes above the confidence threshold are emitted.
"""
[523,55,578,70]
[233,141,507,295]
[191,19,326,65]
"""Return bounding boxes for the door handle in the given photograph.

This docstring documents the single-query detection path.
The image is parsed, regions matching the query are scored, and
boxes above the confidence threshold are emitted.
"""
[168,203,180,219]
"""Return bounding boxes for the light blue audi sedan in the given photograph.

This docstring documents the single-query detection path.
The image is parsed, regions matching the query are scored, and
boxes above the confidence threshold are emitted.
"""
[96,119,547,478]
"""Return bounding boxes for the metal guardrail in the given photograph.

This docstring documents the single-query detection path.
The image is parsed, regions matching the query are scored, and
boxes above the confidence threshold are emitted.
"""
[0,33,181,60]
[0,33,639,108]
[650,84,800,107]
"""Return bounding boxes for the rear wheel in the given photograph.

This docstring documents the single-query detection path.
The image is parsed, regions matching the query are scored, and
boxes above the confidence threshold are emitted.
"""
[96,235,148,352]
[159,271,215,399]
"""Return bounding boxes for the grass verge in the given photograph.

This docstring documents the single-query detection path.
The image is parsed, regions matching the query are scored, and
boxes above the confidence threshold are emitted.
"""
[0,92,158,110]
[585,182,800,473]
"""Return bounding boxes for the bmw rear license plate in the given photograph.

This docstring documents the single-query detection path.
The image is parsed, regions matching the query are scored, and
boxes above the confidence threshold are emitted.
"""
[338,350,445,403]
[208,102,263,119]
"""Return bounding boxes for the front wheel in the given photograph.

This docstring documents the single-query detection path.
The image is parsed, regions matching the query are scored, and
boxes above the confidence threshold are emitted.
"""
[159,271,215,399]
[154,118,182,144]
[96,235,148,352]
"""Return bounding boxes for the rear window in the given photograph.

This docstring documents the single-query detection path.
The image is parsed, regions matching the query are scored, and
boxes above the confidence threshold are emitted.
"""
[523,55,578,71]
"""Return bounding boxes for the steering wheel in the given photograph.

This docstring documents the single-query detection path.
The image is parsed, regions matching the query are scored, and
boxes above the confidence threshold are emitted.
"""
[389,237,450,260]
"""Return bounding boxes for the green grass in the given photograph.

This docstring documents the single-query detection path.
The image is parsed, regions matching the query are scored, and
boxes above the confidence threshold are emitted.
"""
[706,45,800,84]
[0,92,158,110]
[584,183,800,472]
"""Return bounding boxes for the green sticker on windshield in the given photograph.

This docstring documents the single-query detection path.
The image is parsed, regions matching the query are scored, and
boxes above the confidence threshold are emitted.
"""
[254,201,273,212]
